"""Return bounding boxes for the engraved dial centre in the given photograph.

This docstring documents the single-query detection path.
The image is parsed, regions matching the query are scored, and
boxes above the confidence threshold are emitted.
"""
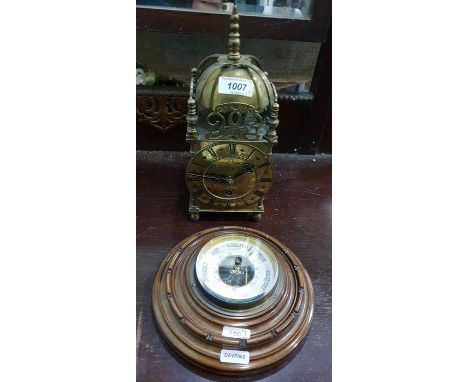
[185,143,273,210]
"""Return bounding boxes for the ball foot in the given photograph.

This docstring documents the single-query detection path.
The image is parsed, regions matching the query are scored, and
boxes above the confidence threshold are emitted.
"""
[190,212,200,222]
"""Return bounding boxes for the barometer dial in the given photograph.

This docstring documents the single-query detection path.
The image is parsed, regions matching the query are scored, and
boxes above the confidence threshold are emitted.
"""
[195,233,279,307]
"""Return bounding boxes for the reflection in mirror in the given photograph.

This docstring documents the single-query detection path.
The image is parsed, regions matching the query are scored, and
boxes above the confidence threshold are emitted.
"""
[136,0,313,20]
[136,31,321,92]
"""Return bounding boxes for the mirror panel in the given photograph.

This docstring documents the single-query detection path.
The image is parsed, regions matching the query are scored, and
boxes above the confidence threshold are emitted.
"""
[137,0,313,20]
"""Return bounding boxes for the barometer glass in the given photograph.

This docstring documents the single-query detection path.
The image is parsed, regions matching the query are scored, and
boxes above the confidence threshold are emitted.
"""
[195,233,279,306]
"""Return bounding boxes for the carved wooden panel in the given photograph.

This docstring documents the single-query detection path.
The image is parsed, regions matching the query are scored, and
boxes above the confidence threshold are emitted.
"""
[136,95,187,132]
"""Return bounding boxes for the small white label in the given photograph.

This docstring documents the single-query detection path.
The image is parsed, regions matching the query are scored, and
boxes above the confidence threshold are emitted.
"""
[220,349,250,365]
[218,76,254,97]
[222,326,251,339]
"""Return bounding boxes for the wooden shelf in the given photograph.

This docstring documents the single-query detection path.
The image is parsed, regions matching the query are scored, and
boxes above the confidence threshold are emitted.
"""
[136,150,331,381]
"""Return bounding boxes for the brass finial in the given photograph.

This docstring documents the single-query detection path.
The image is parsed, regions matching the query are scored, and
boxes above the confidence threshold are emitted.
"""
[228,4,240,62]
[186,68,198,139]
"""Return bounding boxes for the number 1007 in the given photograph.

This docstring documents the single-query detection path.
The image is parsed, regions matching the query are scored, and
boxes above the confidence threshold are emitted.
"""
[227,82,247,91]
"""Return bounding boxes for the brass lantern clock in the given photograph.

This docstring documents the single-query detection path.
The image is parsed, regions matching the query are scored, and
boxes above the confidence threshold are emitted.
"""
[185,4,279,221]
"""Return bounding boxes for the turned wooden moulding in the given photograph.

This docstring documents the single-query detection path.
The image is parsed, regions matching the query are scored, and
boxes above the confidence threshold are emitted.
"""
[152,226,314,375]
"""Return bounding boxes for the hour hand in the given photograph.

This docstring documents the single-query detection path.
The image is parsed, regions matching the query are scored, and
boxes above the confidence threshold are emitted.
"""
[186,172,226,182]
[231,163,254,179]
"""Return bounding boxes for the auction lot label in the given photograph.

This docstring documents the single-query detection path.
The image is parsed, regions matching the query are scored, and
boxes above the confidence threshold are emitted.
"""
[218,76,254,97]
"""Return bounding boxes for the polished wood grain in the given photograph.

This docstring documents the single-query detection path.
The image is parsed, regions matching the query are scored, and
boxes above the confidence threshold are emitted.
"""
[137,150,331,381]
[152,226,314,374]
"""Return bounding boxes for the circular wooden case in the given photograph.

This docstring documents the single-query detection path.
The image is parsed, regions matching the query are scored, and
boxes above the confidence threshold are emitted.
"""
[152,226,314,375]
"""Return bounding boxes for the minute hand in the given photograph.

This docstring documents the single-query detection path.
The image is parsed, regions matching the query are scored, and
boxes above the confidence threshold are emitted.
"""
[186,172,227,182]
[230,164,254,179]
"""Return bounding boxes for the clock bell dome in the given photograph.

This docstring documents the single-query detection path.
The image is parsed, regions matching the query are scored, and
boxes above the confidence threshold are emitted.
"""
[195,59,273,116]
[186,4,279,143]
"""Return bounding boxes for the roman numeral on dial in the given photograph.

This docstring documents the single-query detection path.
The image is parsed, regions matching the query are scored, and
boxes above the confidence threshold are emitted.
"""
[253,190,265,197]
[246,150,255,160]
[206,147,218,159]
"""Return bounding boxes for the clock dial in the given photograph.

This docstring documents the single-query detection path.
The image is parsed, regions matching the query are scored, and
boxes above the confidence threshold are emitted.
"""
[186,143,273,209]
[195,233,279,307]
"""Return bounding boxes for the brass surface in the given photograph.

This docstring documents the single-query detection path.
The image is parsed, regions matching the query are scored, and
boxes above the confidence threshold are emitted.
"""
[152,226,314,375]
[185,5,279,219]
[195,61,272,114]
[185,142,273,211]
[206,102,263,140]
[227,4,240,62]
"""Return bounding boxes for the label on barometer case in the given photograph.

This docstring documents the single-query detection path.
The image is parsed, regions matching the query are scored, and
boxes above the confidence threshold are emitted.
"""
[220,349,250,365]
[218,76,254,97]
[222,325,251,339]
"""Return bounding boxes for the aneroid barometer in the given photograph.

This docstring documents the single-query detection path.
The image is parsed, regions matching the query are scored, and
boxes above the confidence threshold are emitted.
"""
[152,226,314,375]
[185,4,279,221]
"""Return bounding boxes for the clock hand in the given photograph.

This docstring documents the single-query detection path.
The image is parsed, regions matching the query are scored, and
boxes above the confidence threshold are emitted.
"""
[230,164,254,180]
[186,172,227,182]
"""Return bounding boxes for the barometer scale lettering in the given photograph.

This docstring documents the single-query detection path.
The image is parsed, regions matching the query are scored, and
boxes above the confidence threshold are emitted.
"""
[195,235,279,305]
